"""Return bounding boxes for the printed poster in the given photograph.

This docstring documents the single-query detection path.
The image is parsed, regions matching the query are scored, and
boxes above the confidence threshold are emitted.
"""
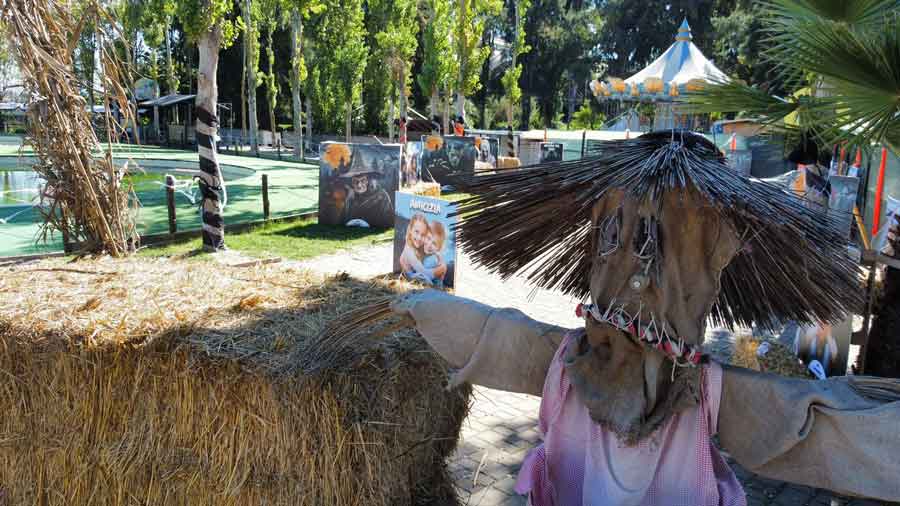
[403,141,423,187]
[540,142,564,163]
[420,135,479,185]
[318,142,401,228]
[827,176,860,239]
[393,192,458,289]
[790,318,852,377]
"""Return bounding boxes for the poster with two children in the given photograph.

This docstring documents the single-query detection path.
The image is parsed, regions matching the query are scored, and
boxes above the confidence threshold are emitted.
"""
[393,192,458,289]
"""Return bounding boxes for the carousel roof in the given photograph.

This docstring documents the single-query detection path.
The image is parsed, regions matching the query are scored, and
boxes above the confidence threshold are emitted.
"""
[591,19,728,102]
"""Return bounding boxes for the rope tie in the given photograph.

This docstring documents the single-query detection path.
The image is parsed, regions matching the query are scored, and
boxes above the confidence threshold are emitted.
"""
[576,302,706,367]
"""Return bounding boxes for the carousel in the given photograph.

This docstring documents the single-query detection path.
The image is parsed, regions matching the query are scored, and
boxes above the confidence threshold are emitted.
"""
[591,19,727,131]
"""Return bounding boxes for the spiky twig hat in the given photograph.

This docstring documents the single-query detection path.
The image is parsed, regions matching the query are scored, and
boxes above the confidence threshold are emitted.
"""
[453,131,863,331]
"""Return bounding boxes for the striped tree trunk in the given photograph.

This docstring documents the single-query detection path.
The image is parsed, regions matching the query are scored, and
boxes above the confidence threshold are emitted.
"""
[290,10,303,160]
[196,27,226,251]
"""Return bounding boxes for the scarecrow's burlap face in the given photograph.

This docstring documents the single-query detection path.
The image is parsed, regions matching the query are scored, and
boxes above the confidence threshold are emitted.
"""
[588,187,742,345]
[563,187,742,443]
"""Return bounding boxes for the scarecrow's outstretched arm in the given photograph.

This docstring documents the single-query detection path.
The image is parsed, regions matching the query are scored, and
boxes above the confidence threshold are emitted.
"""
[718,365,900,501]
[392,290,568,396]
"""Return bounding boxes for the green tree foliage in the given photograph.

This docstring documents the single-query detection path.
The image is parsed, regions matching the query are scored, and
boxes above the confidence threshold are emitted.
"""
[454,0,503,116]
[305,0,368,134]
[519,0,602,127]
[500,0,531,126]
[687,0,900,151]
[361,0,393,133]
[259,0,286,131]
[709,2,775,89]
[595,0,726,78]
[569,101,605,129]
[418,0,455,117]
[369,0,420,134]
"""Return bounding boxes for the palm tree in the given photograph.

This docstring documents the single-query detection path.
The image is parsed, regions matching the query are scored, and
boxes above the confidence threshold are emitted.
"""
[686,0,900,376]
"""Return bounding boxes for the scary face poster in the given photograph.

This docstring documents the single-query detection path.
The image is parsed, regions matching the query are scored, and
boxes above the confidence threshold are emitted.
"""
[540,142,564,163]
[403,141,423,187]
[420,136,479,185]
[393,192,458,289]
[318,142,401,228]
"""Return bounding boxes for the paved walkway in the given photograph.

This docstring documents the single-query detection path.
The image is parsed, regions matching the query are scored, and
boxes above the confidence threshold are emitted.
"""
[293,244,891,506]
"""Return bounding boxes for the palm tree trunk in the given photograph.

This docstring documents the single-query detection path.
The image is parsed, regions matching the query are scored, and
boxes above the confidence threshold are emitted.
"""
[265,27,276,142]
[196,25,226,251]
[442,88,450,135]
[388,81,396,141]
[430,88,439,130]
[399,66,408,143]
[345,100,352,143]
[456,0,467,122]
[306,97,313,146]
[244,0,259,156]
[290,10,303,160]
[241,32,247,142]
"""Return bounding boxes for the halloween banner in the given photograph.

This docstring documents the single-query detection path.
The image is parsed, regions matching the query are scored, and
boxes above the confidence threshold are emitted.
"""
[873,195,900,252]
[393,192,458,289]
[403,141,423,187]
[318,142,401,228]
[726,149,752,177]
[827,176,860,239]
[540,142,564,163]
[477,137,500,167]
[419,135,479,185]
[788,318,852,377]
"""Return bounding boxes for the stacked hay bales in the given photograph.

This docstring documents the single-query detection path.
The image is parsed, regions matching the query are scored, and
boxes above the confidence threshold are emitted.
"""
[0,257,470,505]
[406,182,442,198]
[731,334,811,378]
[497,156,521,170]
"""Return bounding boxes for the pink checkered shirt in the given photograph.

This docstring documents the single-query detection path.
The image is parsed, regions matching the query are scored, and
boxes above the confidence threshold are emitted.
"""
[514,332,747,506]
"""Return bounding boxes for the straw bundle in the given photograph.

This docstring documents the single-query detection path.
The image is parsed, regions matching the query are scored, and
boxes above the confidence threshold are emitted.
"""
[4,0,138,256]
[0,257,470,505]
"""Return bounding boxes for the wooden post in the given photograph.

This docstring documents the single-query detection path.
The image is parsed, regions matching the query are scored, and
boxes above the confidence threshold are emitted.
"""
[60,206,72,254]
[581,130,587,158]
[165,174,177,235]
[856,263,878,373]
[262,173,270,220]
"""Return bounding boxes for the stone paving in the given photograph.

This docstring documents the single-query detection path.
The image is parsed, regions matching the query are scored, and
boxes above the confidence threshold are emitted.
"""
[294,243,894,506]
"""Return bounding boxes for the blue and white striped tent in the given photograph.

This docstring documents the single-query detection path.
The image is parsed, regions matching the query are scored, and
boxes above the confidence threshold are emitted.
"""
[591,19,727,103]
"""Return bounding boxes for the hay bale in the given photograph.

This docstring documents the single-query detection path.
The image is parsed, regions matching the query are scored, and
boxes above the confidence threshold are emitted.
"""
[0,257,471,505]
[731,334,810,378]
[497,156,521,169]
[406,182,442,198]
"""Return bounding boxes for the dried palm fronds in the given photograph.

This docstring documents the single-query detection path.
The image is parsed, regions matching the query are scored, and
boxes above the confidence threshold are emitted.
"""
[0,257,469,505]
[453,131,863,331]
[3,0,138,256]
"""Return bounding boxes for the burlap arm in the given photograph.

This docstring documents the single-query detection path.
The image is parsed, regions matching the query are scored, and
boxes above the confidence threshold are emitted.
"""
[718,365,900,501]
[392,290,568,396]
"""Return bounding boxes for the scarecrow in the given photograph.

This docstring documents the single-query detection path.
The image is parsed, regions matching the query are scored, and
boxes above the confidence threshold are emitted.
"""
[385,131,900,504]
[339,154,393,228]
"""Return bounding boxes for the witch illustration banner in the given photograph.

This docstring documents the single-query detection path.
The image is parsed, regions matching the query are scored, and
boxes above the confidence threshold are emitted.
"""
[393,191,458,289]
[420,135,479,185]
[318,142,401,228]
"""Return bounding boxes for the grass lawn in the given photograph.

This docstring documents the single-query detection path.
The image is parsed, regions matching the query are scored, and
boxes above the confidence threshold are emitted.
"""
[138,217,393,261]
